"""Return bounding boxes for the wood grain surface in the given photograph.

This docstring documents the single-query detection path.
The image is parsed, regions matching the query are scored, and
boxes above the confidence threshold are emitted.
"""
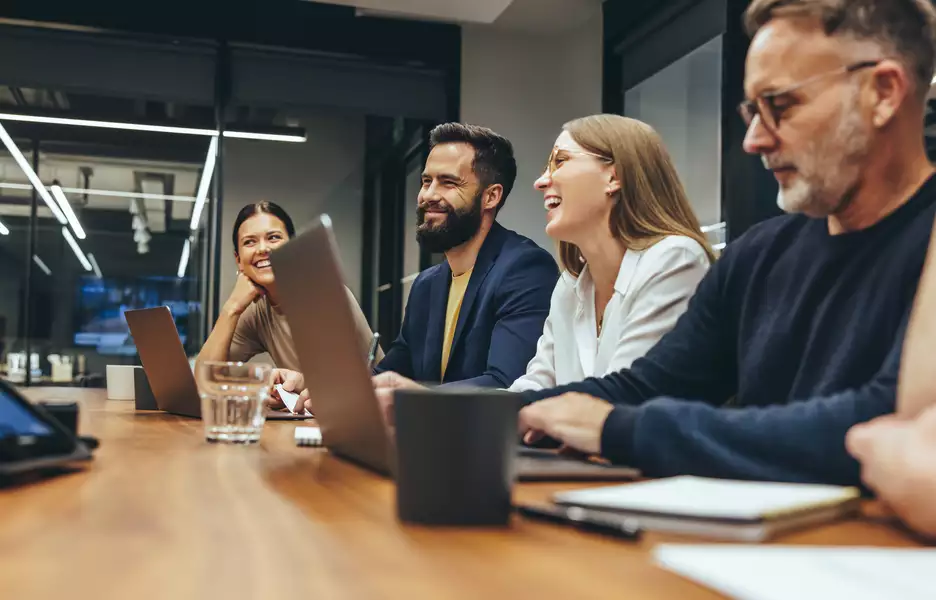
[0,388,920,600]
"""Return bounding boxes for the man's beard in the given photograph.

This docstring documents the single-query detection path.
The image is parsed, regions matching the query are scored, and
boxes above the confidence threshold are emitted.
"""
[415,191,484,253]
[774,88,871,217]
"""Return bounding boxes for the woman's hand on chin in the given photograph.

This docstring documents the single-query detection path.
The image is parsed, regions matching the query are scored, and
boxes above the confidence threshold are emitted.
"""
[224,272,265,316]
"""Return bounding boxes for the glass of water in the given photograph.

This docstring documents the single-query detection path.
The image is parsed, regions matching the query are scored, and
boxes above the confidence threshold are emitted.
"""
[195,361,273,444]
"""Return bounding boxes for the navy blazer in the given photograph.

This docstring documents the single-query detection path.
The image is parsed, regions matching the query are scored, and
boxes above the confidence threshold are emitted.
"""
[376,222,558,388]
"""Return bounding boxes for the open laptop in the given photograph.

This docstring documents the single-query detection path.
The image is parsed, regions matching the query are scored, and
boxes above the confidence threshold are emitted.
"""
[124,307,310,421]
[270,214,640,481]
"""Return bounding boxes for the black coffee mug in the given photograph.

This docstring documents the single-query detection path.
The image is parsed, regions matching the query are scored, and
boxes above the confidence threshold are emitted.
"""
[393,388,519,526]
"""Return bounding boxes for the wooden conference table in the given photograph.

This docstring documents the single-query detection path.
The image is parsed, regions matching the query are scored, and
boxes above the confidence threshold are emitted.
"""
[0,389,922,600]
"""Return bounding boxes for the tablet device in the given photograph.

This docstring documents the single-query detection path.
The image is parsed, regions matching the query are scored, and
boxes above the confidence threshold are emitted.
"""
[0,379,92,476]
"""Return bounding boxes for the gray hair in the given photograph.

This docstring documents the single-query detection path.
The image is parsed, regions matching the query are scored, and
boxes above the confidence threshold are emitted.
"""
[744,0,936,101]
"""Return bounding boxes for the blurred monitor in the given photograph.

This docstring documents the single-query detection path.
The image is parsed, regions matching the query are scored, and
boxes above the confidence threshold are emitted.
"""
[72,275,198,356]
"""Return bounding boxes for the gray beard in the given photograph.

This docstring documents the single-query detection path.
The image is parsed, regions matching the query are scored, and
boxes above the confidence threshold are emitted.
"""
[776,89,870,217]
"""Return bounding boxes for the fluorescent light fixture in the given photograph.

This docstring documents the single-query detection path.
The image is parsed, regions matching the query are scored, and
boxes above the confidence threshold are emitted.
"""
[88,253,103,279]
[0,183,196,203]
[177,238,191,278]
[189,136,218,231]
[50,185,86,239]
[58,187,195,202]
[0,218,9,235]
[0,112,306,143]
[223,130,306,143]
[32,255,51,276]
[62,226,92,271]
[0,123,68,224]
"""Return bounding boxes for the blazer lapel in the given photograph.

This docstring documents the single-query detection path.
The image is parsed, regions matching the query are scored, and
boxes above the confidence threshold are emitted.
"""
[422,262,451,382]
[446,223,508,377]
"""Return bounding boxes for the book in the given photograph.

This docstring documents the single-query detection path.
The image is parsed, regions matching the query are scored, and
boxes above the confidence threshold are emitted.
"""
[552,476,861,542]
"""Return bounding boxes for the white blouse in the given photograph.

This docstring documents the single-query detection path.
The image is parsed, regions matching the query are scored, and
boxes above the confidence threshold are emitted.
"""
[508,236,710,392]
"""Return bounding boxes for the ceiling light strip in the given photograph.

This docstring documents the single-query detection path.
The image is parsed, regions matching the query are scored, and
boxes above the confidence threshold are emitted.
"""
[50,185,87,239]
[0,182,196,203]
[0,113,306,143]
[189,136,218,231]
[0,123,68,224]
[62,226,92,271]
[32,255,52,276]
[88,253,103,279]
[177,238,191,279]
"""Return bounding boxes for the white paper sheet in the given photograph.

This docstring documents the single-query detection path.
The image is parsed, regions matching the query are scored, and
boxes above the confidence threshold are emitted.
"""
[655,545,936,600]
[275,384,312,416]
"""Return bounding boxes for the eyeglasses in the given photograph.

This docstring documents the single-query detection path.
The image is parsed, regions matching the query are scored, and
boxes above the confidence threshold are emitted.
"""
[738,60,881,133]
[544,146,611,176]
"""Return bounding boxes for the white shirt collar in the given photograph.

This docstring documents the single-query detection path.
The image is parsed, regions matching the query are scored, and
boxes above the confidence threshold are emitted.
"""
[570,250,642,304]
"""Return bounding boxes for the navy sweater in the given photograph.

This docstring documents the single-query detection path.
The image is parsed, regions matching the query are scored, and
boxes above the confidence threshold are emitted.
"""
[524,176,936,485]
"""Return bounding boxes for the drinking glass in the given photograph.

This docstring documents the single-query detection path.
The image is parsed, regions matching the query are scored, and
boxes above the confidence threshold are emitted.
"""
[195,361,272,444]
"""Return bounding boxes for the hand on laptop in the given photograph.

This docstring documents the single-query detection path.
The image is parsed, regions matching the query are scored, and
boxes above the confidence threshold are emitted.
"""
[847,407,936,537]
[372,372,425,427]
[518,393,614,455]
[269,369,308,413]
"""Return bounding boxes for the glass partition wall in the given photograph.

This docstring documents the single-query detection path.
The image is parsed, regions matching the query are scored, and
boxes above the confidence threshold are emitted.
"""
[0,24,453,386]
[0,87,216,386]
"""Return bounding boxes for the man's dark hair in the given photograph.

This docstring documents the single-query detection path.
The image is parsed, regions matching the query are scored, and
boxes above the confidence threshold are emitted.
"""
[429,123,517,214]
[232,201,295,253]
[745,0,936,101]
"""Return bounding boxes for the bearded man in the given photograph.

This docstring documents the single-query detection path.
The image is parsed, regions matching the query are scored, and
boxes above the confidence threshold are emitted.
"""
[374,123,558,387]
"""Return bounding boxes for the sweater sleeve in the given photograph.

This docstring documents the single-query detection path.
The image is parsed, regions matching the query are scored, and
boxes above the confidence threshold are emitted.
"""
[600,321,906,485]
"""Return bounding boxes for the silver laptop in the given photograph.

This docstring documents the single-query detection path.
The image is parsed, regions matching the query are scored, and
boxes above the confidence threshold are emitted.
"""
[124,307,311,421]
[271,215,641,481]
[124,306,202,418]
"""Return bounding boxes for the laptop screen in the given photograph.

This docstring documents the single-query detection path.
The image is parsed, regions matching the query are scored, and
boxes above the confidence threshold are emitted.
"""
[0,386,53,440]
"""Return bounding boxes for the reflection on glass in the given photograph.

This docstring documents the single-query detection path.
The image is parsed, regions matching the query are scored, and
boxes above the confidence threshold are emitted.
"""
[624,35,723,226]
[0,86,210,386]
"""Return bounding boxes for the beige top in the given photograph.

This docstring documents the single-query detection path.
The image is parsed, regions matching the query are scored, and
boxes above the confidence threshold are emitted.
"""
[228,287,382,371]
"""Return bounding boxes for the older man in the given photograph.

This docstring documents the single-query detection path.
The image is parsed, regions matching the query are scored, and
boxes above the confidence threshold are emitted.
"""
[509,0,936,484]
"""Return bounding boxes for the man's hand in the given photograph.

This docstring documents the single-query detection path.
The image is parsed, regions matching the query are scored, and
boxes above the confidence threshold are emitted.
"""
[268,369,305,411]
[372,372,425,427]
[847,406,936,538]
[518,393,615,455]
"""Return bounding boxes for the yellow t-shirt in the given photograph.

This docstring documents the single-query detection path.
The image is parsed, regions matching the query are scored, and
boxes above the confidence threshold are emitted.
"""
[440,268,473,380]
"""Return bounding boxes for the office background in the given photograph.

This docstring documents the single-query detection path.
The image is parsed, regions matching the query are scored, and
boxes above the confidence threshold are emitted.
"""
[0,0,934,386]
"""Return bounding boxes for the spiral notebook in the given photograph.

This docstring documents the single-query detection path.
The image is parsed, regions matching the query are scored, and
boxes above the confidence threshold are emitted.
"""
[553,476,861,541]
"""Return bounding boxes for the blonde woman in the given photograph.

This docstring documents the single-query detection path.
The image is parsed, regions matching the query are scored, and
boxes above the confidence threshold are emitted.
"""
[372,114,713,412]
[509,114,714,392]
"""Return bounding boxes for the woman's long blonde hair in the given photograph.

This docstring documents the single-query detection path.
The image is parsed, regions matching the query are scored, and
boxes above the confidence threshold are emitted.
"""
[558,114,715,276]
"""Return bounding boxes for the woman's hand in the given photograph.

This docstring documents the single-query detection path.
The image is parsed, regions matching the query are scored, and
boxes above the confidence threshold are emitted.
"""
[268,369,305,411]
[223,272,265,316]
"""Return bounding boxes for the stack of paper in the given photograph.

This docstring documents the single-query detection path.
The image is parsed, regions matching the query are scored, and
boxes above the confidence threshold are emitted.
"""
[655,545,936,600]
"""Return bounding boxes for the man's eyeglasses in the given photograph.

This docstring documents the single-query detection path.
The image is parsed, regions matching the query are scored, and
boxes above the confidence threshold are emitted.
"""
[738,60,881,132]
[544,146,611,176]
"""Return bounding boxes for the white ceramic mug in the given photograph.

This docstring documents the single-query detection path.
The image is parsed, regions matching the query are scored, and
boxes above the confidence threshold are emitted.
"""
[106,365,140,400]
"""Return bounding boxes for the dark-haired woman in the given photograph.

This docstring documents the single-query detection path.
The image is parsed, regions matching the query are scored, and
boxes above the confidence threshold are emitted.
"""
[196,201,380,403]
